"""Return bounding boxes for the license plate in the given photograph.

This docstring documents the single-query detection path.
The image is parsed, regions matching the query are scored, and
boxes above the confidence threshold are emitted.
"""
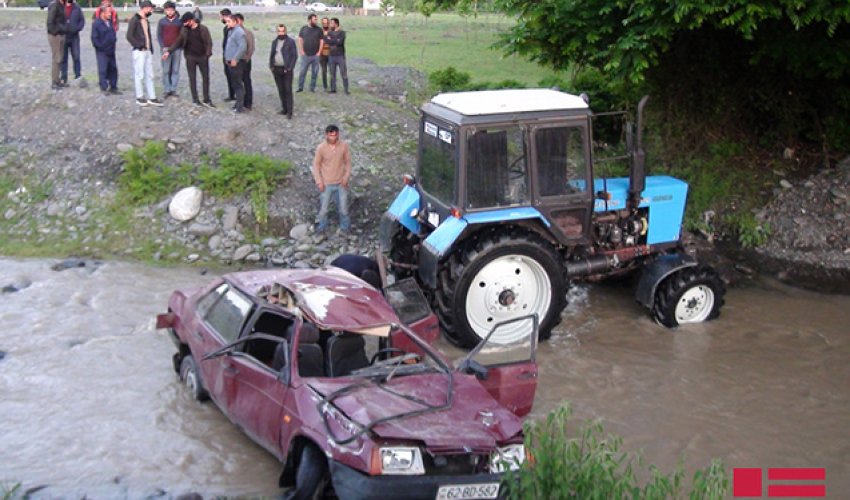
[435,482,499,500]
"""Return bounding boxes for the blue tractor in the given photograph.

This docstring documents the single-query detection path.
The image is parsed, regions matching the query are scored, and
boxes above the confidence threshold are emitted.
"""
[380,89,725,348]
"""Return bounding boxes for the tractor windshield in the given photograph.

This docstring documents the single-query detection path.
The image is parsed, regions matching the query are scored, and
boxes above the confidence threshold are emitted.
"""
[419,119,456,204]
[466,126,529,209]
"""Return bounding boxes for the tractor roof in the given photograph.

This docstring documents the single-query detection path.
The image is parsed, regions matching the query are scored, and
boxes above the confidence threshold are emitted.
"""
[423,88,591,125]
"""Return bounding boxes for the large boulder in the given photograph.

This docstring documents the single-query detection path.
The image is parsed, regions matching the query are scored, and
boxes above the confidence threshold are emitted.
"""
[169,187,203,222]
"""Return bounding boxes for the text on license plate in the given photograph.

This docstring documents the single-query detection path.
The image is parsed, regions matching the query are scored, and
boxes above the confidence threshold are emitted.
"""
[436,482,499,500]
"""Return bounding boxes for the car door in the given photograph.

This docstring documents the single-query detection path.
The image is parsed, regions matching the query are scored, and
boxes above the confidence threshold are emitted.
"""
[220,310,293,457]
[462,315,538,417]
[196,283,254,411]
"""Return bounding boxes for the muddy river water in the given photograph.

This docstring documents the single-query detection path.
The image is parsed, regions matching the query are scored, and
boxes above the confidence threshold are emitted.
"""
[1,258,848,497]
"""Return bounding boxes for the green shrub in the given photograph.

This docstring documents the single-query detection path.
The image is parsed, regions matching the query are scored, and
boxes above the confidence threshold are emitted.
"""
[724,212,772,248]
[429,66,472,92]
[504,405,728,499]
[118,141,178,204]
[199,150,291,225]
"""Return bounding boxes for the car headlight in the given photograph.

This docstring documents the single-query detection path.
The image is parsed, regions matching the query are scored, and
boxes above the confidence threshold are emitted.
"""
[489,444,525,473]
[379,446,425,475]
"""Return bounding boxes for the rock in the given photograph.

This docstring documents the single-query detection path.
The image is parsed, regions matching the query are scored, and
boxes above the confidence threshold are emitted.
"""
[4,209,15,220]
[175,493,203,500]
[116,143,133,152]
[261,237,278,247]
[139,132,155,140]
[293,260,312,269]
[188,223,217,236]
[186,254,200,263]
[0,350,6,361]
[289,223,311,240]
[222,206,239,231]
[46,203,62,217]
[779,179,793,189]
[51,258,94,271]
[74,206,86,216]
[830,187,848,201]
[296,243,312,252]
[208,234,222,250]
[233,244,253,261]
[171,136,188,145]
[169,186,203,221]
[246,253,261,262]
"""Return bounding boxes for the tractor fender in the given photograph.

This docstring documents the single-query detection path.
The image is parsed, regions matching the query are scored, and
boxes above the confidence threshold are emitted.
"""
[384,184,422,235]
[418,207,552,289]
[635,253,698,310]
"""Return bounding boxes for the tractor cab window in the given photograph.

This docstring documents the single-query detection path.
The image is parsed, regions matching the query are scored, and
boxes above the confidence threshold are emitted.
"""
[536,126,588,197]
[466,126,529,209]
[419,120,456,204]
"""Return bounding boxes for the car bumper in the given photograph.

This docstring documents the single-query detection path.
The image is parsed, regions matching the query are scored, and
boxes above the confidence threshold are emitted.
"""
[329,460,506,500]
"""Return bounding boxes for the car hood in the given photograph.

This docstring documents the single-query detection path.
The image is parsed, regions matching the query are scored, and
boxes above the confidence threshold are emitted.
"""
[308,374,522,451]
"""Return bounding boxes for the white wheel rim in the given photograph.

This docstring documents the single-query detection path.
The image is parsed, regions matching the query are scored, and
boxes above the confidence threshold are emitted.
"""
[185,368,198,394]
[675,285,715,324]
[464,254,551,343]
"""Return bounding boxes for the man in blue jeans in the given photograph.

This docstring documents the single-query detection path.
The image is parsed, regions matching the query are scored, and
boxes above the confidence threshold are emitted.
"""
[60,0,85,84]
[311,124,352,233]
[296,14,323,93]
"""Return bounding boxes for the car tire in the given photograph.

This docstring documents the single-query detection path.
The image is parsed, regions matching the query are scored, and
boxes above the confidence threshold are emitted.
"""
[652,265,725,327]
[286,443,329,500]
[179,355,209,402]
[438,228,566,348]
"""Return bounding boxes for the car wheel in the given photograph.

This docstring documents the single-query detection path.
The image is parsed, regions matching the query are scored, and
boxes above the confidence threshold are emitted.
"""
[652,266,725,327]
[438,228,566,348]
[179,355,209,402]
[286,443,329,500]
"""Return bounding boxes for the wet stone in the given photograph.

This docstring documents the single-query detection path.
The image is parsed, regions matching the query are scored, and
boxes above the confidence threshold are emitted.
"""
[222,206,239,231]
[780,179,793,189]
[188,223,217,237]
[289,223,311,240]
[232,244,253,261]
[0,350,6,361]
[116,143,133,152]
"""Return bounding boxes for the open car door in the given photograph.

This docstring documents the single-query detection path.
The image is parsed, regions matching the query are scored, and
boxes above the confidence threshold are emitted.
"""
[457,315,538,417]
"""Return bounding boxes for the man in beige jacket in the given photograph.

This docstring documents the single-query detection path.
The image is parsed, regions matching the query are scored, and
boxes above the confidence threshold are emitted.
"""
[312,124,351,233]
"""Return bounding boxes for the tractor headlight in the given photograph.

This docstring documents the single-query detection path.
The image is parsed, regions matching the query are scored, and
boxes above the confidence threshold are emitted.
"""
[379,446,425,475]
[489,444,525,473]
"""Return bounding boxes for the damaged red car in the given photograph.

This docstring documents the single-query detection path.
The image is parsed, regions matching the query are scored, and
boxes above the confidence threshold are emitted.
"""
[156,267,539,499]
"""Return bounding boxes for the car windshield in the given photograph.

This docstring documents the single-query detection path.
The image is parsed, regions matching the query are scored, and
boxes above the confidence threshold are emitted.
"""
[419,119,456,204]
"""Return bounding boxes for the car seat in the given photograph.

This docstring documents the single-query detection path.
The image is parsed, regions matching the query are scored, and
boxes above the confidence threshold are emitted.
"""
[297,322,325,377]
[325,332,370,377]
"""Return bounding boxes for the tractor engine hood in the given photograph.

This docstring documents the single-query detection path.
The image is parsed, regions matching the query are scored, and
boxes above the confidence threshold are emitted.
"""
[309,374,523,451]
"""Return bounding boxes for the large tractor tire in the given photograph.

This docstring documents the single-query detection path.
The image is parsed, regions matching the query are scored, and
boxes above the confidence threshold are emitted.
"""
[652,266,725,327]
[437,229,566,348]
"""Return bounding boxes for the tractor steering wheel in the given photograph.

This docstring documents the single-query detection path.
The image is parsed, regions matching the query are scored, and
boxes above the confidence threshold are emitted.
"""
[369,347,407,365]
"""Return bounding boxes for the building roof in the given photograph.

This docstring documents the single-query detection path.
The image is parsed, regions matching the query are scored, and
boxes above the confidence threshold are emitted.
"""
[429,88,589,116]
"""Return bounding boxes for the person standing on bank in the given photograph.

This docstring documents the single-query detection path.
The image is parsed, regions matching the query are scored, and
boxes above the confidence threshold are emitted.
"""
[162,12,214,107]
[60,0,85,85]
[234,13,254,111]
[126,1,164,106]
[223,15,247,113]
[269,24,297,118]
[91,6,120,94]
[296,14,323,93]
[219,8,235,102]
[325,17,348,95]
[157,1,182,98]
[319,17,330,91]
[93,0,119,32]
[46,0,67,90]
[312,124,352,233]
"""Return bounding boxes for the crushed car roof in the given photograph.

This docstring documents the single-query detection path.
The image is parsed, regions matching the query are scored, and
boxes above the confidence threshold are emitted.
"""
[225,267,398,334]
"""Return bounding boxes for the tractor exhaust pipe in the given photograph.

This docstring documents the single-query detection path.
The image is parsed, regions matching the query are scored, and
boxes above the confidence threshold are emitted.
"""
[628,95,650,210]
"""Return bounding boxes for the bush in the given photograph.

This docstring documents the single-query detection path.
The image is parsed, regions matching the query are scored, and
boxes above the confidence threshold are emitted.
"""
[118,141,187,204]
[429,66,472,92]
[504,405,728,499]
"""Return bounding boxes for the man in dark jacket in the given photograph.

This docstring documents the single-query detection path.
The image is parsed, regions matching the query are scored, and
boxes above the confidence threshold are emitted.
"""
[46,0,67,89]
[269,24,297,118]
[162,12,214,107]
[325,18,349,95]
[157,1,182,97]
[60,0,85,84]
[91,6,119,94]
[126,1,163,106]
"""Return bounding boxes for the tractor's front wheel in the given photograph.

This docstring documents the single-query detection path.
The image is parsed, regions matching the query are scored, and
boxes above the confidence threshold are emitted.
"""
[438,229,566,348]
[652,266,725,327]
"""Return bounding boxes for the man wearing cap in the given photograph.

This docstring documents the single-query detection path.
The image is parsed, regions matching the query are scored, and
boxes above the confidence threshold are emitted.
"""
[46,0,67,90]
[126,0,163,106]
[219,8,235,102]
[223,14,247,113]
[162,12,213,107]
[157,1,183,98]
[269,23,297,118]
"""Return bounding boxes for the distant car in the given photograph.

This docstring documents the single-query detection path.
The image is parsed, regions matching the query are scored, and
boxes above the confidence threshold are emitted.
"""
[157,267,539,498]
[254,0,276,6]
[38,0,51,9]
[307,2,334,12]
[176,0,194,7]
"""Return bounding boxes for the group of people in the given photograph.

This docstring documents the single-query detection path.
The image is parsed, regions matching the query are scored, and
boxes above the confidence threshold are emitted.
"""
[45,1,350,118]
[46,2,354,232]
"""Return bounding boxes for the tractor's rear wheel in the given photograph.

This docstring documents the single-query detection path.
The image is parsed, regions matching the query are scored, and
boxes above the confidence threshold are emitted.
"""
[437,229,566,348]
[652,266,725,327]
